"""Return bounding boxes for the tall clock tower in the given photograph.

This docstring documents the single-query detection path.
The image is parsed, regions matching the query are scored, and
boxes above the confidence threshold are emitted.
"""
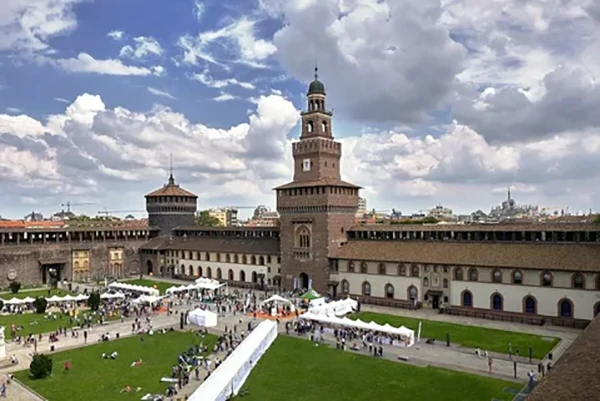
[275,68,360,294]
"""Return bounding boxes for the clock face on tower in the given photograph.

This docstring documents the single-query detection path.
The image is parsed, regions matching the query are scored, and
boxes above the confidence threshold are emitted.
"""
[303,159,311,172]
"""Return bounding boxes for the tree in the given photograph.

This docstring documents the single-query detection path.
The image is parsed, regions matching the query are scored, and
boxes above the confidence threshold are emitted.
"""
[593,215,600,225]
[33,297,48,314]
[196,210,221,227]
[29,354,53,380]
[9,281,21,294]
[88,292,101,311]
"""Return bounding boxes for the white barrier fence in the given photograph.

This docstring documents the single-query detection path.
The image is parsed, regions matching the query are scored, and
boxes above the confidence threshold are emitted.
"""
[188,320,278,401]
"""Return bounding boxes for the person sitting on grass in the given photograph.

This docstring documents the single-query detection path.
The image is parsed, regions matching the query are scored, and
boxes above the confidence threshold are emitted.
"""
[120,385,131,393]
[110,352,118,359]
[9,355,18,365]
[64,361,71,372]
[131,359,143,367]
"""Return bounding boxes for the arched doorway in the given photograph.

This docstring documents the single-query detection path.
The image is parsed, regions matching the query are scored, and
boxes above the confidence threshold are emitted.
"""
[146,260,153,274]
[228,269,234,281]
[299,272,309,290]
[251,271,257,283]
[240,270,246,282]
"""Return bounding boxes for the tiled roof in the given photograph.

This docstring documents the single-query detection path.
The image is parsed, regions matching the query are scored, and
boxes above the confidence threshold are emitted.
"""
[333,240,600,272]
[527,316,600,401]
[274,178,361,190]
[140,236,280,255]
[350,223,599,232]
[145,184,197,197]
[173,226,279,232]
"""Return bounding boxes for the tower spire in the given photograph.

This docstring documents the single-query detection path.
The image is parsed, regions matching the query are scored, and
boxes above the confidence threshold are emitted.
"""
[508,186,511,201]
[168,154,175,185]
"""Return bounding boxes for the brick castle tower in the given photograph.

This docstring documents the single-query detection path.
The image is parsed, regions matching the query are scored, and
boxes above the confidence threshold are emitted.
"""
[276,68,360,294]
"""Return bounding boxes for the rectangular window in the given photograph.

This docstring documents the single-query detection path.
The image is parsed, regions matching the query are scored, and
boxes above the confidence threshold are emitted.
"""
[303,159,311,171]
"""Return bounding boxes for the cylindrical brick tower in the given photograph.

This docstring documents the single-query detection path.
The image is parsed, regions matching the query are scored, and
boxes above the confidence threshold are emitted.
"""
[145,174,197,236]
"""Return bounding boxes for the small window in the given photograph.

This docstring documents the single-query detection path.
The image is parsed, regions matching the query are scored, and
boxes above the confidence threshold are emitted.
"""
[443,278,448,288]
[342,280,349,293]
[572,273,585,289]
[454,267,463,281]
[348,261,355,273]
[492,269,502,283]
[423,277,429,287]
[360,262,368,274]
[362,281,371,296]
[378,263,386,275]
[411,265,419,277]
[512,270,523,285]
[541,271,553,287]
[468,268,478,282]
[398,264,406,276]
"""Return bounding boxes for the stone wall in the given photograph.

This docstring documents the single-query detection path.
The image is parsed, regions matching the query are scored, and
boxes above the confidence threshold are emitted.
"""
[149,213,195,236]
[0,240,146,288]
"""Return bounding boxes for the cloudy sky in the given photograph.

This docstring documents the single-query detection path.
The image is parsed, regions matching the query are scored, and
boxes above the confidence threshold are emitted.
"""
[1,0,599,220]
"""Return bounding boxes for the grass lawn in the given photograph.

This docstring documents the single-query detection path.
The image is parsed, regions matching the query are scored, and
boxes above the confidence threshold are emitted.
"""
[15,331,217,401]
[237,336,521,401]
[0,309,120,339]
[122,279,173,295]
[0,288,71,300]
[353,312,559,359]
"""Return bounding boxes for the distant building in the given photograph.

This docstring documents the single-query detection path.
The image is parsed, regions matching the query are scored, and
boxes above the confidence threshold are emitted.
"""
[209,208,239,227]
[253,205,269,219]
[24,211,44,221]
[357,197,368,217]
[246,207,279,227]
[428,205,453,221]
[489,188,539,220]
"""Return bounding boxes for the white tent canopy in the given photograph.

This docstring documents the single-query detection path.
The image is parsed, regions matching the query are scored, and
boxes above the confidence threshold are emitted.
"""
[300,312,415,346]
[22,297,36,303]
[4,297,24,305]
[261,295,293,305]
[75,294,89,301]
[100,292,126,300]
[308,298,358,317]
[107,282,159,296]
[166,279,225,294]
[132,295,163,304]
[186,308,218,328]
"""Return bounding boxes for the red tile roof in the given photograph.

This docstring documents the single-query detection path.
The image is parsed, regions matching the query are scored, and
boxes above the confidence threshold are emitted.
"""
[527,316,600,401]
[333,240,600,272]
[145,184,197,197]
[274,178,361,190]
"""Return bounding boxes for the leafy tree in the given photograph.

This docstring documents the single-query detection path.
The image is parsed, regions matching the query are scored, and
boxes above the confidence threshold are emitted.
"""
[29,354,53,380]
[9,281,21,294]
[33,297,48,314]
[593,215,600,225]
[88,292,101,311]
[196,210,221,227]
[0,299,4,310]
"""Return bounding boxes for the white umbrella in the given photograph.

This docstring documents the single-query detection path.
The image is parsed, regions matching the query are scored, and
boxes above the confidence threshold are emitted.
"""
[46,295,62,302]
[22,297,36,303]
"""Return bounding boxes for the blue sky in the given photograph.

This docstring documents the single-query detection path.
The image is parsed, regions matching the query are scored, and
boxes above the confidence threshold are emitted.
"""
[1,0,599,220]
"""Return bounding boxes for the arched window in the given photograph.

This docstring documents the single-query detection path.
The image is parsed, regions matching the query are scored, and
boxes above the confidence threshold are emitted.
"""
[242,255,247,264]
[307,121,314,133]
[411,265,419,277]
[468,268,478,282]
[512,270,523,285]
[239,270,246,282]
[198,266,202,277]
[398,264,406,276]
[462,290,473,307]
[226,254,231,263]
[74,261,80,269]
[216,268,222,279]
[491,293,503,311]
[594,302,600,317]
[251,256,256,265]
[228,269,234,280]
[348,261,355,273]
[559,298,573,318]
[572,272,585,289]
[206,267,212,278]
[541,271,553,287]
[322,121,328,133]
[443,278,448,288]
[83,260,88,268]
[252,271,258,283]
[234,254,239,263]
[423,277,429,286]
[408,285,418,300]
[378,263,386,275]
[360,262,368,274]
[188,265,193,276]
[341,279,350,294]
[362,281,371,296]
[296,226,311,248]
[454,267,463,281]
[492,269,502,283]
[523,296,537,314]
[180,264,185,274]
[216,253,221,262]
[259,256,264,265]
[385,284,394,299]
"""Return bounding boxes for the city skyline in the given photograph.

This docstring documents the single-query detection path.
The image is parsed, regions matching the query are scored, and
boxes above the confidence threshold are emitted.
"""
[1,1,600,218]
